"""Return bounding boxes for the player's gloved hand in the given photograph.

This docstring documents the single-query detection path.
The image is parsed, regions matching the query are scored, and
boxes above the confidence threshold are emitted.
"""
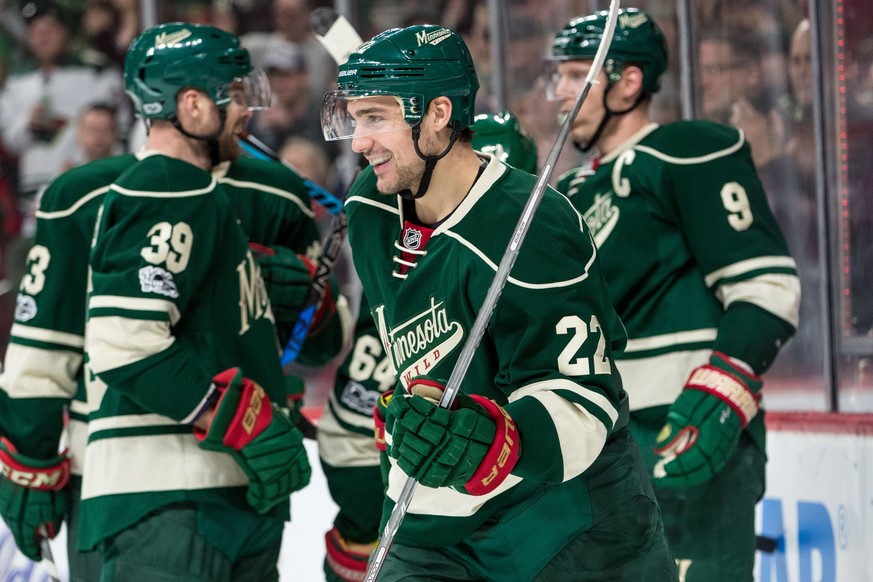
[653,352,762,488]
[373,390,393,453]
[195,368,312,513]
[0,438,71,561]
[249,243,335,340]
[323,526,376,582]
[385,378,520,494]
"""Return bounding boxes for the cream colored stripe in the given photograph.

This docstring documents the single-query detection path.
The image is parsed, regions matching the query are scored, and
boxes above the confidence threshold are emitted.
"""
[634,129,745,165]
[88,412,180,433]
[0,342,79,398]
[528,391,608,480]
[112,176,216,198]
[705,256,798,287]
[316,405,380,467]
[89,295,181,325]
[86,316,175,374]
[384,454,522,517]
[623,329,718,354]
[68,418,88,475]
[615,349,711,410]
[9,323,84,348]
[715,273,801,327]
[219,177,315,218]
[344,195,399,215]
[35,186,109,219]
[509,377,619,426]
[442,230,593,289]
[81,434,246,499]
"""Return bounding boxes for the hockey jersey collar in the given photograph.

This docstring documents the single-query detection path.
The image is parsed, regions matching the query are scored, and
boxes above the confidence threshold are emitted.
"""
[599,122,660,164]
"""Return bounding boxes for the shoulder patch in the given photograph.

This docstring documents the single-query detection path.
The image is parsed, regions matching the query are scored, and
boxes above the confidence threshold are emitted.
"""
[138,266,179,298]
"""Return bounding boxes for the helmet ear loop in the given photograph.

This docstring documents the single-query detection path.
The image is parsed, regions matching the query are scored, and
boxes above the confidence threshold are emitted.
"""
[169,106,228,167]
[574,72,649,154]
[400,120,462,200]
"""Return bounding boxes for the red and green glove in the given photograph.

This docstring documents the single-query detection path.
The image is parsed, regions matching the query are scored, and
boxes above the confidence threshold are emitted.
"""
[249,243,336,341]
[0,438,71,561]
[195,368,312,513]
[385,378,520,495]
[323,526,375,582]
[653,352,762,488]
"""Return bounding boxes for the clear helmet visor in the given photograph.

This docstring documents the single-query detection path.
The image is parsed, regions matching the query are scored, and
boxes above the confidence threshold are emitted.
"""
[240,69,272,110]
[543,59,593,102]
[216,69,273,111]
[321,91,417,141]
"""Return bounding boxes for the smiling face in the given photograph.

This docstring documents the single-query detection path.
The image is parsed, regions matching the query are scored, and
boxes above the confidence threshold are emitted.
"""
[347,96,425,194]
[217,83,255,161]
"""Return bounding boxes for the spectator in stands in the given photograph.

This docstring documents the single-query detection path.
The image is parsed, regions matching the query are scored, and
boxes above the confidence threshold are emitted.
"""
[0,0,124,288]
[62,102,122,170]
[241,0,336,103]
[247,41,333,158]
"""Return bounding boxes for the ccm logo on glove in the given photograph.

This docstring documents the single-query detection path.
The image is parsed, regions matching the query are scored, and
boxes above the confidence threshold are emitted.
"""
[0,438,70,491]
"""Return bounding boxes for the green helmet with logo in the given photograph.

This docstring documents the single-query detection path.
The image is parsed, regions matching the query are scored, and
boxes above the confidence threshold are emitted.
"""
[471,112,538,173]
[323,24,479,140]
[550,8,668,94]
[125,22,266,120]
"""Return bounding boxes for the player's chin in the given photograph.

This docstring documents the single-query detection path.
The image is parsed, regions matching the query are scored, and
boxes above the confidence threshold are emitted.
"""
[219,140,242,162]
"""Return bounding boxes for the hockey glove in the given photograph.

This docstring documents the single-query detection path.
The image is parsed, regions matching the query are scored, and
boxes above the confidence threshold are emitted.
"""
[323,526,375,582]
[653,352,762,488]
[385,378,520,495]
[0,438,71,561]
[195,368,312,513]
[249,243,336,341]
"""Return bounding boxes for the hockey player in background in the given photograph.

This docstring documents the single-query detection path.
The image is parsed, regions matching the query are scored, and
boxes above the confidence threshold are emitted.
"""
[317,111,540,581]
[548,9,801,581]
[320,24,678,581]
[0,23,347,579]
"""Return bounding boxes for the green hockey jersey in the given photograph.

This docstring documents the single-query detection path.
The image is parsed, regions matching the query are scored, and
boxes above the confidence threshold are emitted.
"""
[0,153,335,483]
[345,153,629,547]
[81,153,290,549]
[556,121,800,446]
[318,292,392,542]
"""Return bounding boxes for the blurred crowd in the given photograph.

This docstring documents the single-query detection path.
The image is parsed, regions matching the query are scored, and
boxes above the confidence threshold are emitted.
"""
[0,0,872,367]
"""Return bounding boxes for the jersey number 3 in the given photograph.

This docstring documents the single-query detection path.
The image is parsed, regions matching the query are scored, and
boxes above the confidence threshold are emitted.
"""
[556,315,611,376]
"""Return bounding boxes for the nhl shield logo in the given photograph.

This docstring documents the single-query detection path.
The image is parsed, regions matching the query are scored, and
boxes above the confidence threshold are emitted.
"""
[403,227,423,250]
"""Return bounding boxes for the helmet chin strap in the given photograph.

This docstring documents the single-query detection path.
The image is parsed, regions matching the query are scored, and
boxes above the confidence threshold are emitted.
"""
[170,107,228,167]
[574,85,648,154]
[399,120,462,201]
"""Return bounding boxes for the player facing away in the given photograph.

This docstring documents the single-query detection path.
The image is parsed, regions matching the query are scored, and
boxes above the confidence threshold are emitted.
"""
[548,9,801,582]
[62,23,317,579]
[0,27,346,581]
[321,24,679,581]
[317,111,541,582]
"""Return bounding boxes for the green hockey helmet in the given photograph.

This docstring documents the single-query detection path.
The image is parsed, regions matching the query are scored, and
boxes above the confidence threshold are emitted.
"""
[547,8,668,96]
[124,22,271,120]
[322,24,479,141]
[471,112,538,173]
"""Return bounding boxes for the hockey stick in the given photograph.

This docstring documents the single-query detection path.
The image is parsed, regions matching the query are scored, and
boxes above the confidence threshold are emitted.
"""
[364,1,622,579]
[273,7,364,367]
[238,131,344,216]
[38,527,61,582]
